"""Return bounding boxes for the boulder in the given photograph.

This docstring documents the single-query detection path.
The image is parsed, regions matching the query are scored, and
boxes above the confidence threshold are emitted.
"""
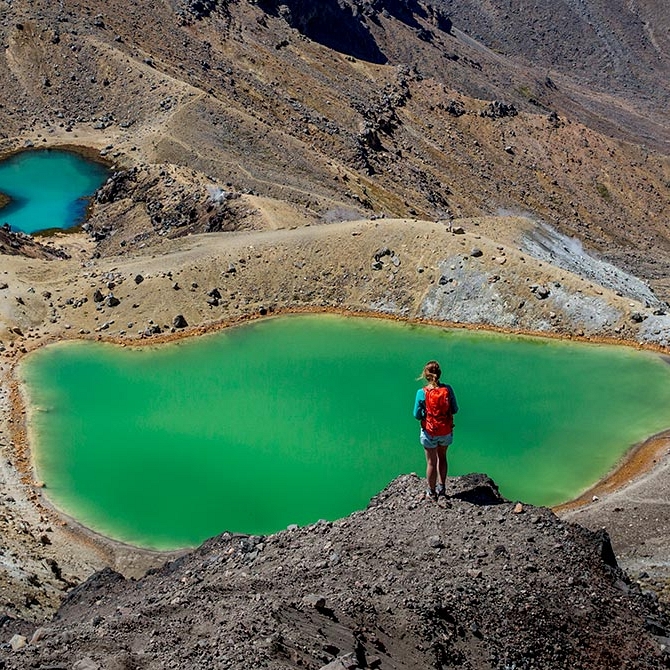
[531,285,550,299]
[450,473,504,505]
[319,653,359,670]
[173,314,188,329]
[373,247,392,261]
[303,593,327,609]
[9,634,27,651]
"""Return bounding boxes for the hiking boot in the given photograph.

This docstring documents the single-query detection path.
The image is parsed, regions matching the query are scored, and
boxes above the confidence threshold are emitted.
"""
[425,488,438,502]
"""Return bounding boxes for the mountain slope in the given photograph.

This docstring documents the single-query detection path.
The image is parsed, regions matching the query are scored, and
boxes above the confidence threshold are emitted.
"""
[2,0,667,298]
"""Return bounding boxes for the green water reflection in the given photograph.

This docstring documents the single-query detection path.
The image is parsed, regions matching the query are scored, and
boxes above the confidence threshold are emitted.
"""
[20,315,670,549]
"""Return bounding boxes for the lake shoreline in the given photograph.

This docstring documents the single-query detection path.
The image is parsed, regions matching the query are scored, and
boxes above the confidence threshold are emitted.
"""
[7,309,670,554]
[552,429,670,513]
[0,142,114,169]
[11,302,670,356]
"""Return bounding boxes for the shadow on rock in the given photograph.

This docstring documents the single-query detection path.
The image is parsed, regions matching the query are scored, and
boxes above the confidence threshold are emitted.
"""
[257,0,388,63]
[450,473,505,505]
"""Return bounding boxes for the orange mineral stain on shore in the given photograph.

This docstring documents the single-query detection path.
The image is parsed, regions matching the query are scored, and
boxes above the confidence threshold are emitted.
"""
[553,430,670,513]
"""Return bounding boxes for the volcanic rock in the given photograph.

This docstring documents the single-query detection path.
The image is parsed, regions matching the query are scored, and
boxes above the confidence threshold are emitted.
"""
[2,474,668,670]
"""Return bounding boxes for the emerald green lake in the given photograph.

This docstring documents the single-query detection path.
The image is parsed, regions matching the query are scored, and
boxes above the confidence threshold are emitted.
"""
[20,315,670,550]
[0,149,109,234]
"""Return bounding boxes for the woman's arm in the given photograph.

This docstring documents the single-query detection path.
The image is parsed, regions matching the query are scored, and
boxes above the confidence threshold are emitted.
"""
[448,385,459,414]
[413,388,426,420]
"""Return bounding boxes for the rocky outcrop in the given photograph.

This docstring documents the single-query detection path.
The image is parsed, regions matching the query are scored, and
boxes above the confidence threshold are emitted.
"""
[257,0,389,63]
[480,100,518,119]
[177,0,223,20]
[90,165,246,249]
[0,227,69,260]
[2,474,669,669]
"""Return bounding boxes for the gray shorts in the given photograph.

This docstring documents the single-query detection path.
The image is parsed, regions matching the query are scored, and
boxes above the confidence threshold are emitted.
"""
[420,429,453,449]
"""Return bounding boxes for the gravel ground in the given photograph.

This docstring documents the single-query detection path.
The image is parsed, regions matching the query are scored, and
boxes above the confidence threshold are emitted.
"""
[1,474,669,669]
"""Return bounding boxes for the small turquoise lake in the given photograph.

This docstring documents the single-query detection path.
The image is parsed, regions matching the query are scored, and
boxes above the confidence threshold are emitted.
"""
[20,315,670,550]
[0,149,109,234]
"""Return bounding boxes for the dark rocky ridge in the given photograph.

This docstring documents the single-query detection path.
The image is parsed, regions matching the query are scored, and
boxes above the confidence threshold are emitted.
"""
[2,475,669,668]
[253,0,670,123]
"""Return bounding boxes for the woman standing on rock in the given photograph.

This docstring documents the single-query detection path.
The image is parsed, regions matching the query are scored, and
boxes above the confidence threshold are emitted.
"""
[413,360,458,501]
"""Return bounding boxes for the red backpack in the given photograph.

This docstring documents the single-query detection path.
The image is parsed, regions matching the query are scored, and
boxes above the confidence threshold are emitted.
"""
[423,385,453,436]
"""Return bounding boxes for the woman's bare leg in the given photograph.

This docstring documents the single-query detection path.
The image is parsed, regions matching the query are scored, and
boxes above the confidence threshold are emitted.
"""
[425,447,438,492]
[437,444,448,488]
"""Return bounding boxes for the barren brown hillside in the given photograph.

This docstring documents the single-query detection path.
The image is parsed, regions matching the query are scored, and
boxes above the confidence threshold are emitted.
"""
[0,0,668,298]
